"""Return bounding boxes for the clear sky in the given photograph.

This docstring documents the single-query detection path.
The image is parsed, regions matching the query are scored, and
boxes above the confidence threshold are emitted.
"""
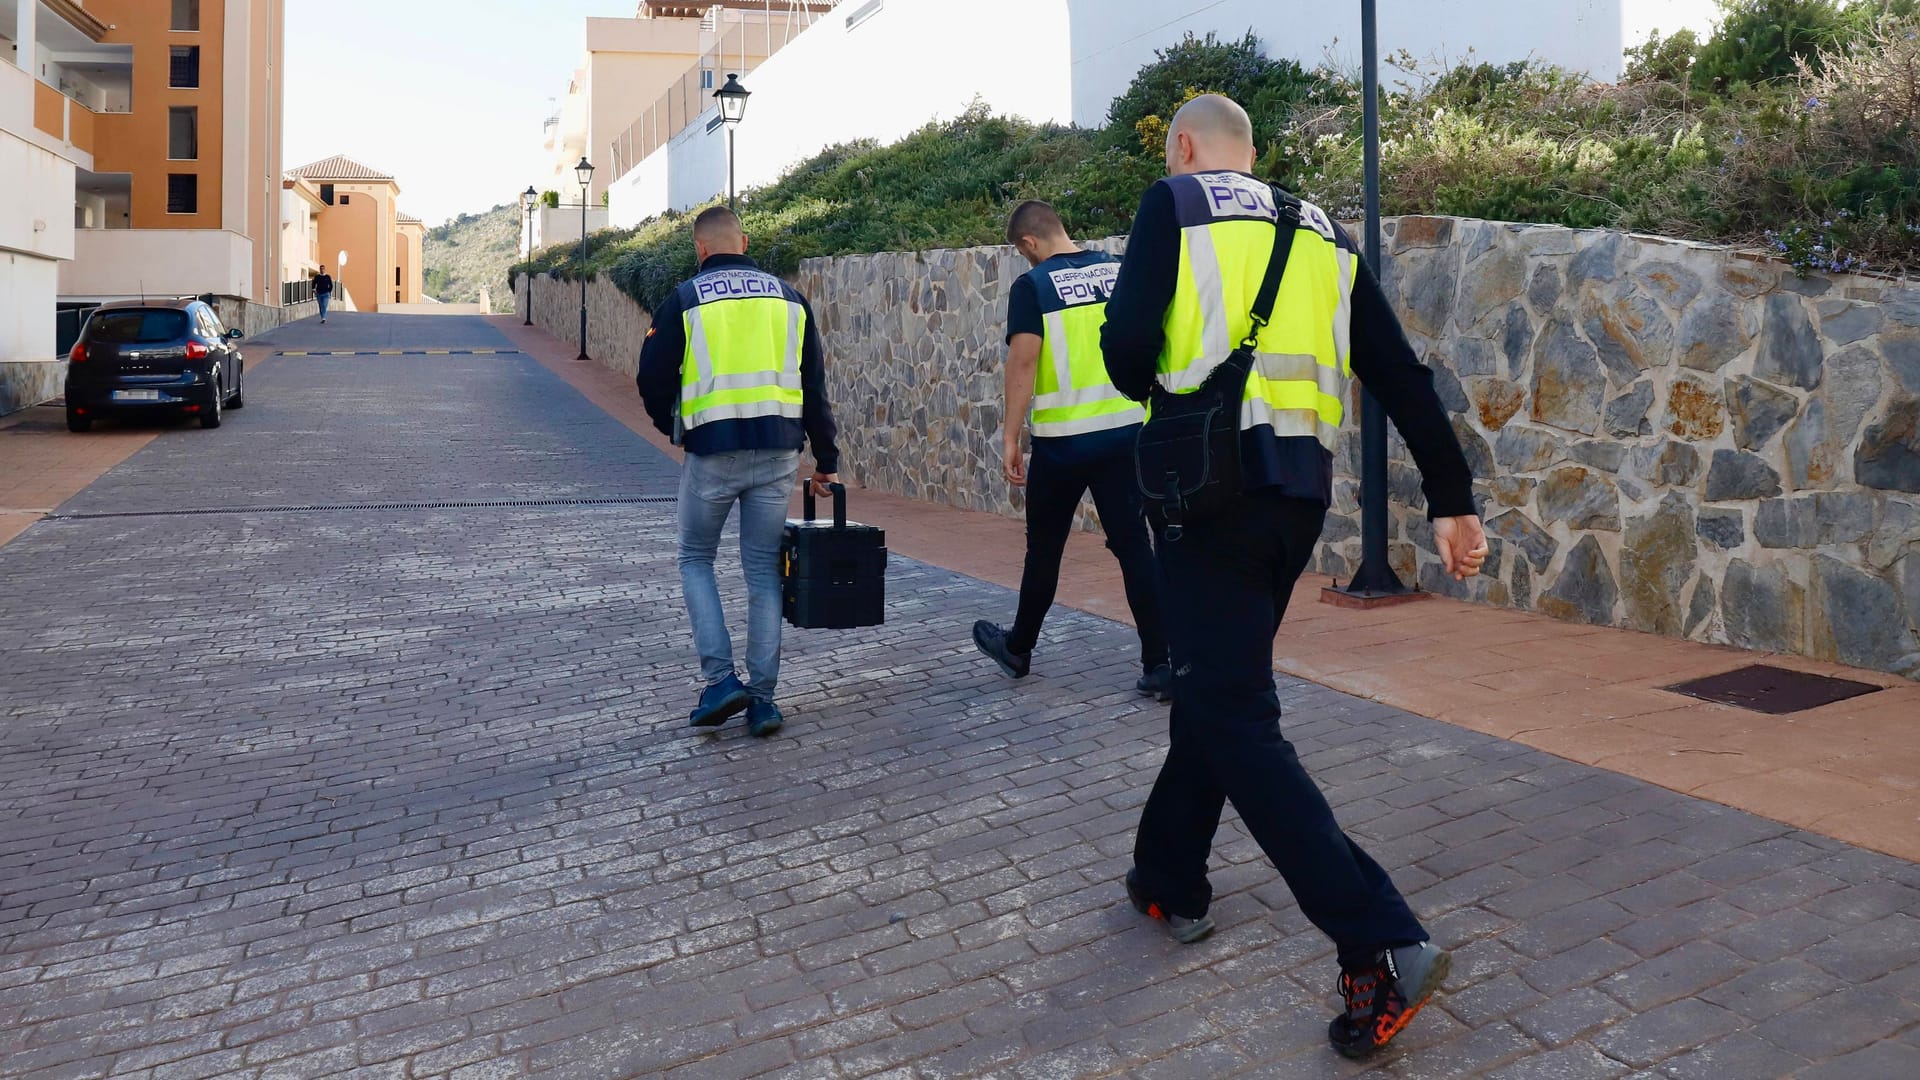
[284,0,629,227]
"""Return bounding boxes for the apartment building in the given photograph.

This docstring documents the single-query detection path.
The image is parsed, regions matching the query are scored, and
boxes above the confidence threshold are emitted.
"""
[285,155,423,313]
[1,0,115,411]
[53,0,287,322]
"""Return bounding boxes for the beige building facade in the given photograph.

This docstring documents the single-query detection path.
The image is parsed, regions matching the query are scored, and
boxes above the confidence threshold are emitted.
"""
[285,154,423,313]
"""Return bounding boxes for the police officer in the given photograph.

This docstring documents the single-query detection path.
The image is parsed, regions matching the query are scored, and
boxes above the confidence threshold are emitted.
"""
[638,206,841,739]
[972,201,1170,698]
[1100,95,1490,1060]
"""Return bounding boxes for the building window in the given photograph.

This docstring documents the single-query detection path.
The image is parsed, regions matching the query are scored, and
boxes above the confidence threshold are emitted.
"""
[340,194,351,205]
[169,46,201,88]
[167,174,198,214]
[171,0,200,31]
[319,184,334,205]
[168,107,198,160]
[700,67,715,90]
[395,267,402,286]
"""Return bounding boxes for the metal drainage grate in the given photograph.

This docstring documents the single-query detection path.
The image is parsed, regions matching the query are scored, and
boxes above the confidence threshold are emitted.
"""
[1665,663,1884,715]
[49,496,678,521]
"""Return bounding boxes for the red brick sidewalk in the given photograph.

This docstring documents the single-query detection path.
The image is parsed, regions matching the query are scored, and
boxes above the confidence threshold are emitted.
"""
[522,316,1920,863]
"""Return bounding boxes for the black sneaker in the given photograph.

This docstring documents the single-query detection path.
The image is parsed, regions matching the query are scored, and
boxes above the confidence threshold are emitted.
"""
[1136,664,1172,702]
[688,673,752,728]
[1124,868,1214,944]
[1327,943,1451,1059]
[746,699,784,738]
[972,621,1030,679]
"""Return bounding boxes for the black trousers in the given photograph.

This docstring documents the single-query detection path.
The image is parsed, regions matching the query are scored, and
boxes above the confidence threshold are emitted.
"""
[1008,428,1167,672]
[1131,490,1427,968]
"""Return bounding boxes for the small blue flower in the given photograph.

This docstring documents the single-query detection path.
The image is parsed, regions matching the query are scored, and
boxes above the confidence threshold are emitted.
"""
[1805,95,1822,109]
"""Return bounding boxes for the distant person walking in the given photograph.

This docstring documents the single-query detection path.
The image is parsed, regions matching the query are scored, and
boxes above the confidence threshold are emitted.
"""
[637,206,842,738]
[1101,94,1489,1060]
[314,266,334,324]
[971,200,1169,699]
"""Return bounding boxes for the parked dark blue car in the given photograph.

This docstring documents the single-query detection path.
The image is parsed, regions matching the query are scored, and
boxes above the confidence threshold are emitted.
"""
[65,298,246,433]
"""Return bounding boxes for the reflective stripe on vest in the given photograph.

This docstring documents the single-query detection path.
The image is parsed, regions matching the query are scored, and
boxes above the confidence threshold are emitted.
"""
[679,267,805,431]
[1156,174,1353,452]
[1025,258,1143,438]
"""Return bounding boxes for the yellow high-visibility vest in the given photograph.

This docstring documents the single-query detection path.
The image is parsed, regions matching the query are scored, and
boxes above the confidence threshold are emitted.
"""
[1025,255,1144,438]
[677,266,806,431]
[1157,172,1354,451]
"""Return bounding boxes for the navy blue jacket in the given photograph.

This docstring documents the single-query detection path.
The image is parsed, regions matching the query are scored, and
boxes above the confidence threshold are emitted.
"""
[637,253,840,473]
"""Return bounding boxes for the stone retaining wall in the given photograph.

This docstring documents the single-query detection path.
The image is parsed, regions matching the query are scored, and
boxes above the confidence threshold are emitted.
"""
[0,361,66,416]
[510,223,1920,678]
[796,221,1920,679]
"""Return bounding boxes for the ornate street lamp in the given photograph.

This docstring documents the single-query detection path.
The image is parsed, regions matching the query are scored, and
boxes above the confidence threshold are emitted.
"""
[574,157,594,362]
[714,73,751,211]
[521,185,538,326]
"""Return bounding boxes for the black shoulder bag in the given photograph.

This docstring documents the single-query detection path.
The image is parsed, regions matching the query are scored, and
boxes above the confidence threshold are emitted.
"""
[1134,194,1302,540]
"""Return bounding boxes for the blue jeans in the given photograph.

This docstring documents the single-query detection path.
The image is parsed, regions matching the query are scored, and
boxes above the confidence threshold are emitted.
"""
[677,448,798,700]
[317,292,331,318]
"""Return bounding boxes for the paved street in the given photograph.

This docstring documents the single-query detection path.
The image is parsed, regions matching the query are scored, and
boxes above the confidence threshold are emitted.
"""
[2,313,1917,1079]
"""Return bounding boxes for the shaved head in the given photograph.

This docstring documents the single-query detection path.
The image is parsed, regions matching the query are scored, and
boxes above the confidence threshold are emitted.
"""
[1165,94,1257,176]
[1005,200,1066,247]
[692,205,746,260]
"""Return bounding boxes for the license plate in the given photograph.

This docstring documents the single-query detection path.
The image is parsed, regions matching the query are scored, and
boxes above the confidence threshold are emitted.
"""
[111,390,162,402]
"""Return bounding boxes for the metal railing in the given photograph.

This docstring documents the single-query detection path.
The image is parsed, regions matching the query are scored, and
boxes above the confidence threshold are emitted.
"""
[56,305,100,357]
[282,279,315,306]
[607,22,776,179]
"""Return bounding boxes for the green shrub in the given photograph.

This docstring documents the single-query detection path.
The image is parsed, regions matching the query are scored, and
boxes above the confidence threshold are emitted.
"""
[1692,0,1850,90]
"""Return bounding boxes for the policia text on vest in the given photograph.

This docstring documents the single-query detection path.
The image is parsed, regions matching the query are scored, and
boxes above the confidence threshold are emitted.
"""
[1098,94,1491,1060]
[970,201,1170,699]
[637,207,843,739]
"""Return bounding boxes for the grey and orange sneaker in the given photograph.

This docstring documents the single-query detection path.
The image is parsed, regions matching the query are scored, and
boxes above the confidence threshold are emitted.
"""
[1327,942,1451,1059]
[1124,868,1214,944]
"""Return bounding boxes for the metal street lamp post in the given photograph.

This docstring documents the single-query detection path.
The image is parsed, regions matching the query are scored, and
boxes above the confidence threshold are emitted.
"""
[521,185,537,327]
[1335,0,1413,603]
[714,73,751,211]
[574,158,594,362]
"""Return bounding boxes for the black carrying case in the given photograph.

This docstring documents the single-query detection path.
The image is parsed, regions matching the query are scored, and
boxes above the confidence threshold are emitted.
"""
[781,483,887,629]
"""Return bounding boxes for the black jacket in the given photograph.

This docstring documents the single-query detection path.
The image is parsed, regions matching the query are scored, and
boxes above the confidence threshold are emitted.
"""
[313,273,333,296]
[1101,176,1475,519]
[636,254,840,473]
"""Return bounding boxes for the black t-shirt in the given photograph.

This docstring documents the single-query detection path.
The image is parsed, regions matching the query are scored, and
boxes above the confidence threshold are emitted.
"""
[1004,249,1118,344]
[314,274,333,295]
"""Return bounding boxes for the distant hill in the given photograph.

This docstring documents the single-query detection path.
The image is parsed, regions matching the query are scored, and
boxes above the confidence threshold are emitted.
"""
[422,203,521,310]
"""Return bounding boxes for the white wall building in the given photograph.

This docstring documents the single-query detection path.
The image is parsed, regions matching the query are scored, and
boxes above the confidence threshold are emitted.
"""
[608,0,1721,229]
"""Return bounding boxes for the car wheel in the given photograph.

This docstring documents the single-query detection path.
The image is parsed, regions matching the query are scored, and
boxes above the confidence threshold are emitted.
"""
[200,370,223,429]
[66,404,91,433]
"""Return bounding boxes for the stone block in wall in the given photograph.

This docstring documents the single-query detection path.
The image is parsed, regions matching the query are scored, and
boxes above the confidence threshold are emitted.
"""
[1584,290,1674,381]
[1698,507,1746,550]
[1630,439,1701,488]
[1604,381,1655,438]
[1758,293,1825,389]
[1723,560,1806,654]
[1726,376,1799,451]
[1677,293,1755,373]
[1487,509,1557,572]
[1620,492,1697,636]
[1539,466,1620,531]
[1856,397,1920,494]
[1810,555,1920,676]
[1540,535,1619,626]
[1664,378,1726,442]
[1705,450,1783,502]
[1530,320,1606,435]
[1474,378,1525,430]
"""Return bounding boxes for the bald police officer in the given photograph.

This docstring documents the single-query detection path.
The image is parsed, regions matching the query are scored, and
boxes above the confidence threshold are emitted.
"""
[639,207,841,739]
[1101,95,1490,1060]
[972,201,1169,698]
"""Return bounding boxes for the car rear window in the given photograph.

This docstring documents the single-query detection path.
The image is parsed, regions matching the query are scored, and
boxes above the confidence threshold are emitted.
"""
[86,310,192,344]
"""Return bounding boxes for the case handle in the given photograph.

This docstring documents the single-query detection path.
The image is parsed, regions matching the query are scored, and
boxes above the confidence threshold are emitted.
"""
[801,481,848,529]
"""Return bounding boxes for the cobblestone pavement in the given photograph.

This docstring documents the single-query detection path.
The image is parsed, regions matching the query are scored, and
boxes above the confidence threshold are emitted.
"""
[2,315,1916,1079]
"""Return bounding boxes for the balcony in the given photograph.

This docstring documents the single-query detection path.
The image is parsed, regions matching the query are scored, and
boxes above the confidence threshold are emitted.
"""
[59,228,255,302]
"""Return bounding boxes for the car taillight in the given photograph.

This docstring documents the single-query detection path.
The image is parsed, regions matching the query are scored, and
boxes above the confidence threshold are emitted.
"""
[185,342,209,360]
[69,343,87,363]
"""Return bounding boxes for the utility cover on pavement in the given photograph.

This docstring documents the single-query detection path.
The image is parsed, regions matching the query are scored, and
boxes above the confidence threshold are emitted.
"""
[1665,663,1883,714]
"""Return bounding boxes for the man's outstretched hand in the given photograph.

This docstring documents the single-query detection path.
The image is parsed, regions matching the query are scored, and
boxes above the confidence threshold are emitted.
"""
[1434,515,1490,581]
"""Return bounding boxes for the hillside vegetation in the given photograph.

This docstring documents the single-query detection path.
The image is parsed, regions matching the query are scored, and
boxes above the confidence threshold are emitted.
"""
[423,203,521,308]
[514,0,1920,312]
